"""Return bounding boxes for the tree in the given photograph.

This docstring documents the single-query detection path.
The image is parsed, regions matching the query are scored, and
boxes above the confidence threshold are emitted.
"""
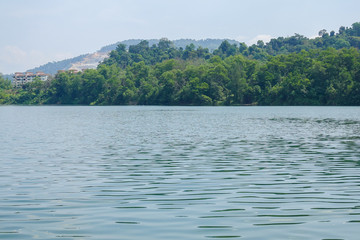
[80,69,105,105]
[178,77,211,105]
[318,29,328,37]
[350,22,360,36]
[48,72,72,104]
[158,38,173,50]
[225,55,249,104]
[0,74,12,104]
[182,43,197,60]
[214,40,238,58]
[0,74,11,90]
[257,40,265,49]
[6,22,360,106]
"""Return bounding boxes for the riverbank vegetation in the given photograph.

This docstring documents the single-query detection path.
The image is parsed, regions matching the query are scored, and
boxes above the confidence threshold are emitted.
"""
[1,22,360,105]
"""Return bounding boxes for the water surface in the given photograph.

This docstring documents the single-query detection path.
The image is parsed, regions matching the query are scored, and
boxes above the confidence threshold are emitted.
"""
[0,106,360,239]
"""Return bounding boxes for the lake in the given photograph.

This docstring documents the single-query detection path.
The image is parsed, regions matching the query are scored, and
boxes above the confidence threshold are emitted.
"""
[0,106,360,239]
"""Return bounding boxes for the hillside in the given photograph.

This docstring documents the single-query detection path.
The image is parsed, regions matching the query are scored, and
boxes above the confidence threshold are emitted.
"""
[26,54,88,75]
[26,39,240,75]
[25,21,360,75]
[2,21,360,106]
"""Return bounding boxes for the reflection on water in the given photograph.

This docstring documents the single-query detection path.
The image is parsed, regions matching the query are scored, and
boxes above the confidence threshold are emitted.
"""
[0,106,360,239]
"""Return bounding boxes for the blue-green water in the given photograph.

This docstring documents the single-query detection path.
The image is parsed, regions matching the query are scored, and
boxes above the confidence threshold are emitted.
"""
[0,106,360,240]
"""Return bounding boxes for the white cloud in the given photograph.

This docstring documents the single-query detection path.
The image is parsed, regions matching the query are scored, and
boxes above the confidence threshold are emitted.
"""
[1,46,27,64]
[0,45,73,74]
[309,34,319,39]
[248,34,273,45]
[235,35,248,42]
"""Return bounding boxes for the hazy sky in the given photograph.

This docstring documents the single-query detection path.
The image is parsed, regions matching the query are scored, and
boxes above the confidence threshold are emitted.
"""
[1,0,359,74]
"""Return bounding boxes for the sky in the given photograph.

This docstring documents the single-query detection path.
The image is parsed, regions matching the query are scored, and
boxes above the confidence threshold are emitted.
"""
[0,0,360,74]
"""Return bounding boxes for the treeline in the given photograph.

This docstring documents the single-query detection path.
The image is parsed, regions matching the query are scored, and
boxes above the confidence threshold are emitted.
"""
[28,39,240,75]
[100,38,240,53]
[1,23,360,106]
[0,74,12,104]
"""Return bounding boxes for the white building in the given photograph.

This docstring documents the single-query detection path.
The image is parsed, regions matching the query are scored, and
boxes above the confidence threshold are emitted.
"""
[13,72,49,88]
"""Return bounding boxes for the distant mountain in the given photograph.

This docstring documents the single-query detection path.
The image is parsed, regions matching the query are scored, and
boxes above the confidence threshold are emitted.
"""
[26,39,240,75]
[99,38,240,52]
[26,54,89,75]
[3,74,12,81]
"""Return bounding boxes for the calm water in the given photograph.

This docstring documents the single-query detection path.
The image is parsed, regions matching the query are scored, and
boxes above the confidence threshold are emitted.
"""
[0,106,360,240]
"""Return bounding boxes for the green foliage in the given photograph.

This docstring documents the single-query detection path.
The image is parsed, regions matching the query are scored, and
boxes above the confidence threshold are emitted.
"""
[3,22,360,106]
[0,74,13,104]
[0,74,11,89]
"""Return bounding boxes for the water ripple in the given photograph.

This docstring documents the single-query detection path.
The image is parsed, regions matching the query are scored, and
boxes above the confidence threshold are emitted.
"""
[1,106,360,240]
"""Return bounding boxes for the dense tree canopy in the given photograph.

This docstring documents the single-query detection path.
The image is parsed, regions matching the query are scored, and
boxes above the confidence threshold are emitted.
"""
[2,23,360,106]
[0,74,12,104]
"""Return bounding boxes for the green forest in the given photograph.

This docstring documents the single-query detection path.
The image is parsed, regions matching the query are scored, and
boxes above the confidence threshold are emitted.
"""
[1,22,360,105]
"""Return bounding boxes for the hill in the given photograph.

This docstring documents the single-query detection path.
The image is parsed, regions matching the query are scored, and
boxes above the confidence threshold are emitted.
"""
[26,39,240,75]
[26,21,360,75]
[2,21,360,106]
[26,54,88,75]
